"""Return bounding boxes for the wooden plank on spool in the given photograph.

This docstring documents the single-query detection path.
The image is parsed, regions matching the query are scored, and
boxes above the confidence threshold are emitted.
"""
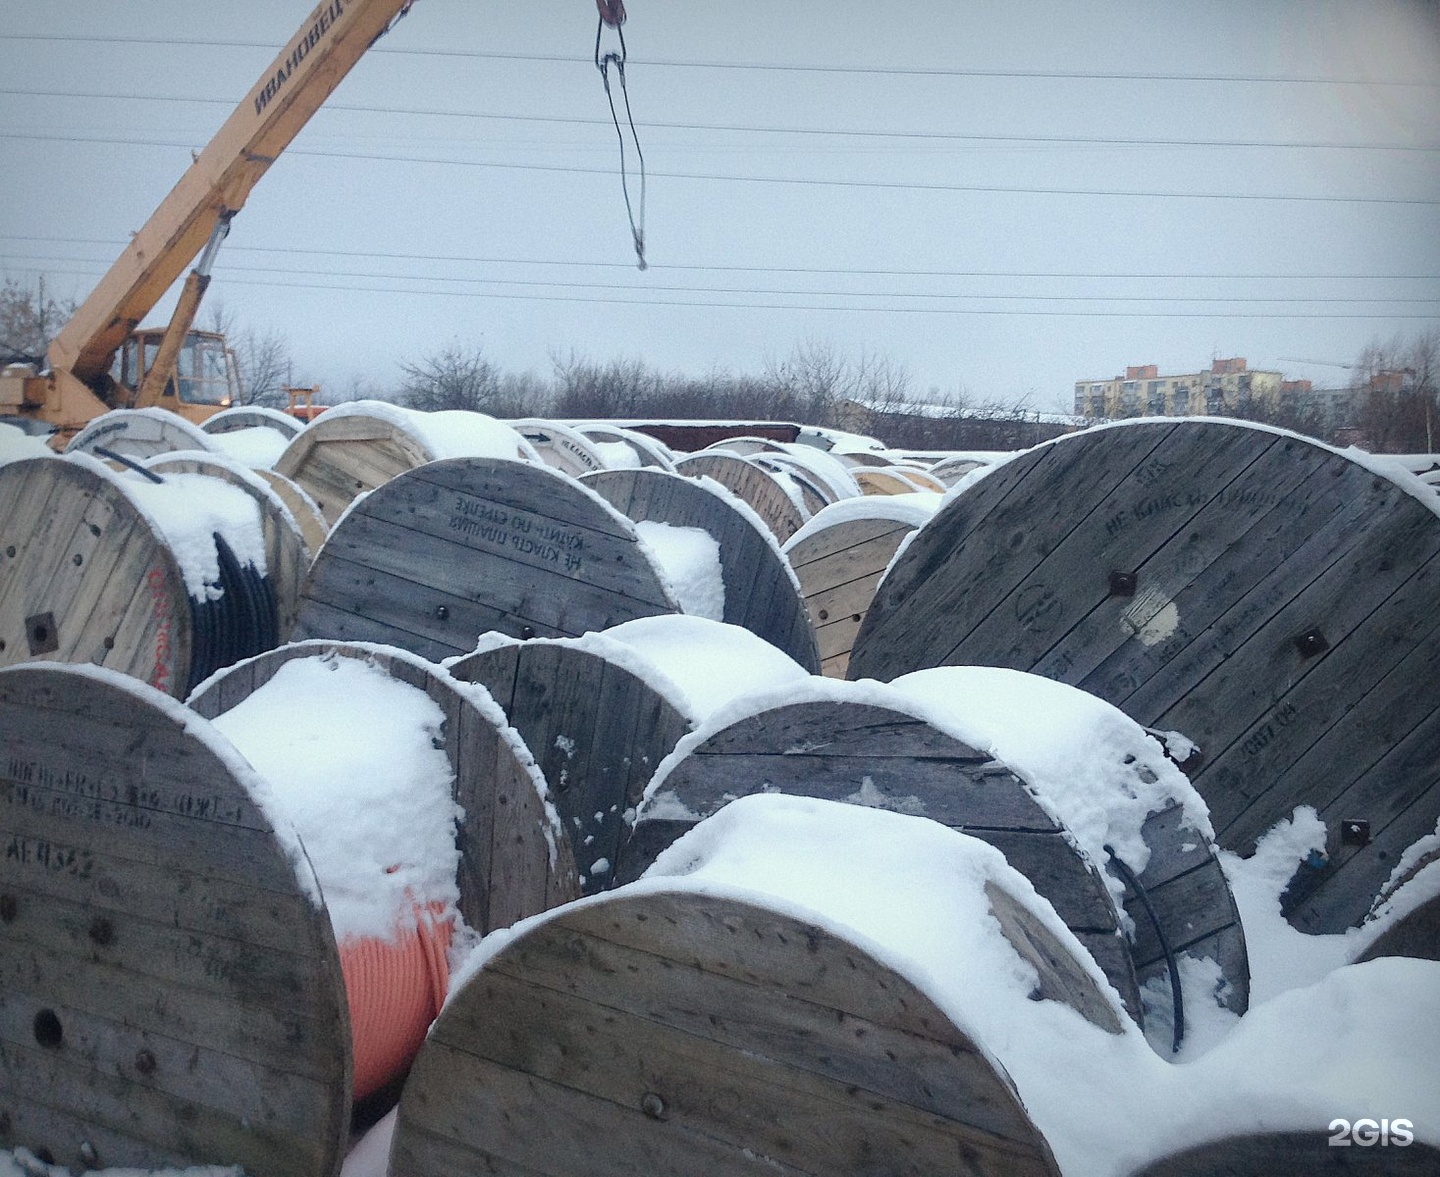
[581,467,821,672]
[508,418,607,478]
[0,663,349,1177]
[848,420,1440,934]
[1131,1131,1440,1175]
[254,468,329,559]
[201,405,304,438]
[146,453,309,641]
[618,699,1143,1020]
[291,457,679,662]
[0,457,192,696]
[187,641,579,935]
[390,890,1062,1177]
[65,409,217,461]
[450,639,693,896]
[785,515,917,678]
[274,411,435,524]
[673,450,807,543]
[1357,892,1440,963]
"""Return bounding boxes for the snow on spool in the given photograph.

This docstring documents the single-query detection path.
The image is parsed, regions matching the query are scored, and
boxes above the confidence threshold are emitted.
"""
[581,466,822,672]
[389,795,1096,1177]
[0,662,351,1176]
[927,452,1001,485]
[447,629,695,896]
[619,683,1144,1024]
[0,454,282,697]
[783,492,941,677]
[187,640,578,1105]
[572,422,677,470]
[1128,1130,1440,1175]
[144,450,311,641]
[250,466,330,557]
[200,404,303,470]
[672,448,808,543]
[849,418,1440,934]
[65,407,218,462]
[273,401,541,525]
[291,456,681,662]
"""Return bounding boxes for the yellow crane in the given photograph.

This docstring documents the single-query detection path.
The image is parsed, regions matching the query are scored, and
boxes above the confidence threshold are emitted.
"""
[0,1,631,442]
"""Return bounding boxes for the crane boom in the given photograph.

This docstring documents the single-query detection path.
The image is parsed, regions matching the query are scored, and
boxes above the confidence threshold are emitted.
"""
[46,0,414,389]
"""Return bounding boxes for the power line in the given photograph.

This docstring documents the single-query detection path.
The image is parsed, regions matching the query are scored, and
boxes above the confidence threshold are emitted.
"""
[10,263,1439,320]
[4,130,1437,206]
[2,33,1436,88]
[6,234,1437,283]
[4,87,1434,154]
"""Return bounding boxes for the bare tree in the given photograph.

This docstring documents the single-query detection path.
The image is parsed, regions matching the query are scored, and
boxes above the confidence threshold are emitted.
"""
[399,343,504,413]
[0,276,76,365]
[1352,328,1439,452]
[205,300,293,407]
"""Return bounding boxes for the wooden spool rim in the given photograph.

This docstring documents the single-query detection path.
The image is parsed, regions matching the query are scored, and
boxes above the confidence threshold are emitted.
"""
[572,422,677,470]
[672,450,809,543]
[0,661,350,1176]
[848,418,1440,934]
[392,886,1063,1177]
[291,456,682,663]
[507,418,608,477]
[201,405,305,438]
[65,409,219,461]
[580,466,822,673]
[0,454,193,695]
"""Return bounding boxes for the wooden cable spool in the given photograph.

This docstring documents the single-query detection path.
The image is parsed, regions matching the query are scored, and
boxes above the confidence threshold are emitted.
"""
[65,408,218,462]
[783,497,938,678]
[389,887,1066,1177]
[672,449,808,543]
[581,467,822,672]
[1,455,287,697]
[274,403,540,525]
[188,640,579,1105]
[144,451,311,643]
[292,456,680,662]
[508,418,608,478]
[0,662,350,1176]
[448,635,693,896]
[201,405,305,439]
[617,695,1146,1022]
[927,454,998,485]
[572,423,677,470]
[849,419,1440,934]
[198,406,302,470]
[252,467,330,558]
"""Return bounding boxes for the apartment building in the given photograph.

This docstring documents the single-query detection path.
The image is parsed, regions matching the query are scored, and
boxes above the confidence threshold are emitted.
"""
[1074,358,1286,418]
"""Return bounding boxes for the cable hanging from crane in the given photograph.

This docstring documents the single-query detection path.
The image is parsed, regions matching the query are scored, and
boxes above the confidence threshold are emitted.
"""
[595,0,647,270]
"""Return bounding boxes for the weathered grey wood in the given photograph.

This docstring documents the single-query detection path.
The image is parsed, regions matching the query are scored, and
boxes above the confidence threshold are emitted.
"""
[620,699,1143,1020]
[391,889,1061,1177]
[449,639,693,895]
[292,457,679,660]
[0,456,193,695]
[850,420,1440,933]
[254,467,329,559]
[753,454,832,515]
[508,418,606,477]
[188,641,579,934]
[201,405,304,438]
[146,453,310,639]
[927,454,992,484]
[1130,1132,1440,1175]
[0,663,349,1177]
[582,466,821,672]
[574,423,676,470]
[785,515,918,678]
[1357,892,1440,962]
[673,450,808,542]
[65,409,217,461]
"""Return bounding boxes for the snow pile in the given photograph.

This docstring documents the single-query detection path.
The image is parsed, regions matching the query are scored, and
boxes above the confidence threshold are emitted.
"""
[309,400,540,463]
[600,615,810,721]
[209,652,465,945]
[888,666,1212,884]
[782,489,941,551]
[0,422,54,464]
[633,521,725,620]
[588,438,643,469]
[204,424,289,469]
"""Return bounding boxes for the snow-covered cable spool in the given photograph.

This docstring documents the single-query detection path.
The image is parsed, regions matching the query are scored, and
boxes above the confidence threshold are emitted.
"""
[507,418,608,478]
[0,662,351,1176]
[849,418,1440,935]
[571,422,677,470]
[581,466,822,671]
[64,406,220,462]
[926,452,1003,485]
[0,454,281,697]
[200,404,303,470]
[672,449,808,543]
[447,629,696,896]
[391,794,1099,1177]
[782,492,941,678]
[187,640,578,1107]
[274,401,543,525]
[618,678,1146,1024]
[291,456,682,662]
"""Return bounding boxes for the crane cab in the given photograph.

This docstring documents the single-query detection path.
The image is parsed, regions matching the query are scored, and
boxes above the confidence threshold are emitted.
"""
[115,328,240,420]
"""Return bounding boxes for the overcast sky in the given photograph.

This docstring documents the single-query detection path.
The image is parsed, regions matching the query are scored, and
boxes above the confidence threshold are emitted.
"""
[2,0,1438,411]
